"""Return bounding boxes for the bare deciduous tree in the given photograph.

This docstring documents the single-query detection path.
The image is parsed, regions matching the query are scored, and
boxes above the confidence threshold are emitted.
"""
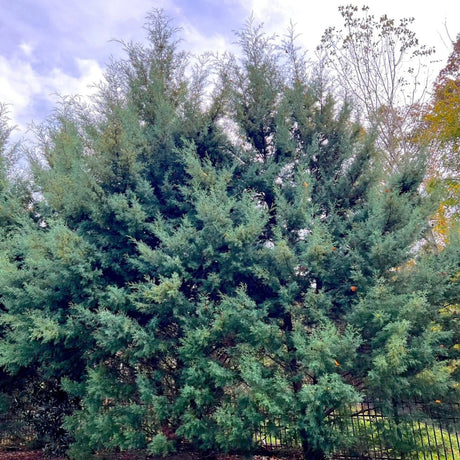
[319,5,435,168]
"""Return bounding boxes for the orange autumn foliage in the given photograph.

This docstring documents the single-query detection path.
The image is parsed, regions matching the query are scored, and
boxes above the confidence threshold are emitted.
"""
[415,35,460,243]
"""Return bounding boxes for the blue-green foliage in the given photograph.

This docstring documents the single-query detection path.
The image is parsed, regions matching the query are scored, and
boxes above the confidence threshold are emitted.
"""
[0,11,458,460]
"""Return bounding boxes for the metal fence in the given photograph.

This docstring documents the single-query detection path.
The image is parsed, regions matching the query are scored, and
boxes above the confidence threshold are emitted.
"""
[1,400,459,459]
[253,400,460,460]
[0,412,36,451]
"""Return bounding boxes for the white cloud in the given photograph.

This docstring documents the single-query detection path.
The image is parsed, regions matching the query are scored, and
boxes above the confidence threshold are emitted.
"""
[0,56,42,128]
[0,55,104,134]
[47,59,104,102]
[0,0,174,135]
[43,0,170,49]
[19,42,35,57]
[181,22,236,57]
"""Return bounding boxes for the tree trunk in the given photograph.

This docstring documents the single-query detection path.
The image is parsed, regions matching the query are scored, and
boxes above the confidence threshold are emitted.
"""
[300,432,326,460]
[282,311,327,460]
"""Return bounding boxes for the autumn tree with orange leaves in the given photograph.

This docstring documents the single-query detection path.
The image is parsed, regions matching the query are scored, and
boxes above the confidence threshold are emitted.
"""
[418,35,460,240]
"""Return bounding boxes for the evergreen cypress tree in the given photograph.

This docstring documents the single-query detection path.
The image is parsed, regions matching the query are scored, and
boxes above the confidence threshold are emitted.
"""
[0,12,458,460]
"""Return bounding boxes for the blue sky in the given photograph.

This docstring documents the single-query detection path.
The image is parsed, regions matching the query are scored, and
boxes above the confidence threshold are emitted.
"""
[1,0,459,138]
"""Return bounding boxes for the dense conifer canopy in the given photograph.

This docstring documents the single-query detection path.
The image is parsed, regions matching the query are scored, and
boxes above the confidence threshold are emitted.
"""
[0,10,458,460]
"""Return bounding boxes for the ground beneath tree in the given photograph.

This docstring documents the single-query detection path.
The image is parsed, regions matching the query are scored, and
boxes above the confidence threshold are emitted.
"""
[0,452,299,460]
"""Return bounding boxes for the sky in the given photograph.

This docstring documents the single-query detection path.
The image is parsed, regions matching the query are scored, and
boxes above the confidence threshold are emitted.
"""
[1,0,459,139]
